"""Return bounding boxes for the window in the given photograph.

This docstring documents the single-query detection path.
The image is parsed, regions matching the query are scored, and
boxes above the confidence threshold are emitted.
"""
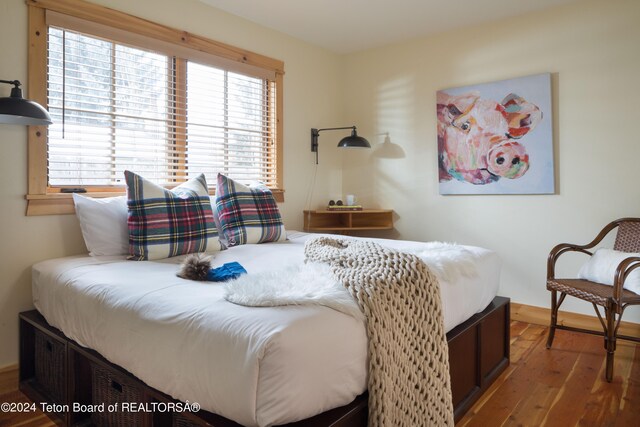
[27,0,284,215]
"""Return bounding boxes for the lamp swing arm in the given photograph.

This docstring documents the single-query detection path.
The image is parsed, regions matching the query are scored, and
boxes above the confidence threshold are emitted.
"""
[315,126,357,133]
[0,80,22,86]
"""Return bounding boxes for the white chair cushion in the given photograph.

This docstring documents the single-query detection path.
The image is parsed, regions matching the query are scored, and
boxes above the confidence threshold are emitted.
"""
[578,248,640,295]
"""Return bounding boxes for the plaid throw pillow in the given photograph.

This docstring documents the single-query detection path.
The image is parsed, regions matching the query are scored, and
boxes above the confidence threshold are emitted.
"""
[215,174,286,247]
[125,171,221,260]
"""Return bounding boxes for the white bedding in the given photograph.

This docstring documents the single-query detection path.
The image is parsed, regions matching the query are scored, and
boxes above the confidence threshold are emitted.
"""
[32,232,500,426]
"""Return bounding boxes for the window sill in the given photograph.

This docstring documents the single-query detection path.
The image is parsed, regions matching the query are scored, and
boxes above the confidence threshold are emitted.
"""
[25,189,285,216]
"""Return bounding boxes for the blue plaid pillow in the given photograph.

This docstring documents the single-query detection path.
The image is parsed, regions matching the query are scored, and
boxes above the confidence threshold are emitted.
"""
[215,174,286,247]
[125,171,221,260]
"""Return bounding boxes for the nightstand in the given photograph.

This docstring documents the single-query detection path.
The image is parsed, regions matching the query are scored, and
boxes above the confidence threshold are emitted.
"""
[303,209,393,233]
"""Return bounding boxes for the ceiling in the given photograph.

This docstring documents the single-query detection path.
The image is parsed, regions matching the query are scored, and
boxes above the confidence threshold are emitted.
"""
[198,0,578,54]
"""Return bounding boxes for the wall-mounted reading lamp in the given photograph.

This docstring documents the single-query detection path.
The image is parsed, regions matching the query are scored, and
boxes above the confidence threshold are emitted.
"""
[310,126,370,164]
[0,79,52,125]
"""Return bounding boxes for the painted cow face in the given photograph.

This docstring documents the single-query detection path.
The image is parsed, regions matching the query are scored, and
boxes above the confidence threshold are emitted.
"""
[437,92,542,185]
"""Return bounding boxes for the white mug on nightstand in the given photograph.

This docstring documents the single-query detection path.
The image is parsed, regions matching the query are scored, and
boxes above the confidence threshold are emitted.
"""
[345,194,356,206]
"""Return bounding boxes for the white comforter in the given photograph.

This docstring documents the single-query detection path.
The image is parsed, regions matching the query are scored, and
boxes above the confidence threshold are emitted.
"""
[32,232,500,426]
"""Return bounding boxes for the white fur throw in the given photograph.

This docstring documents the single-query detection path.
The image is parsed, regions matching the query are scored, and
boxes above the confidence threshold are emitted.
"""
[406,241,479,282]
[223,241,478,319]
[224,262,364,320]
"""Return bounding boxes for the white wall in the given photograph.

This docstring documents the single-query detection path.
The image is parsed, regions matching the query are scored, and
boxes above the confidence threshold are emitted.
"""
[341,0,640,322]
[0,0,344,367]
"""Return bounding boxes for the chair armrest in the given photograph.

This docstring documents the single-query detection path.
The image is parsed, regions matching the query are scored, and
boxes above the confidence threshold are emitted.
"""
[547,243,593,280]
[613,256,640,302]
[547,221,622,280]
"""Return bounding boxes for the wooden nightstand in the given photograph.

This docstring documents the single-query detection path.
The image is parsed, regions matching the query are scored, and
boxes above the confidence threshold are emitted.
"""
[303,209,393,233]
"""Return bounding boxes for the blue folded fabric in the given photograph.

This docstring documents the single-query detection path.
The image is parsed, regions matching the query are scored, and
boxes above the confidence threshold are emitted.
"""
[206,262,247,282]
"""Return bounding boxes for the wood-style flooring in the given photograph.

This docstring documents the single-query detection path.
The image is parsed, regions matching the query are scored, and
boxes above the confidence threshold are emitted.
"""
[457,321,639,426]
[0,321,638,427]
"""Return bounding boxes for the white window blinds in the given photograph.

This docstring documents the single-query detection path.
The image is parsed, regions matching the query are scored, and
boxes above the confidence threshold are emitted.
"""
[186,62,277,184]
[46,26,278,188]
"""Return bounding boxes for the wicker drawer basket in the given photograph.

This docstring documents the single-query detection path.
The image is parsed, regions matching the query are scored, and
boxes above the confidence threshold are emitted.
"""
[34,328,66,404]
[91,363,145,427]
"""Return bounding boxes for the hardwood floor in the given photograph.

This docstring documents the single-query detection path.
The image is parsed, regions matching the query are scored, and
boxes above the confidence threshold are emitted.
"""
[457,321,639,426]
[0,390,55,427]
[0,321,638,427]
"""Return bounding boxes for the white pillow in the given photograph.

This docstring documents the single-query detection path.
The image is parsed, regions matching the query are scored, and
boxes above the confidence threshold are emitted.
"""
[578,248,640,295]
[72,194,129,256]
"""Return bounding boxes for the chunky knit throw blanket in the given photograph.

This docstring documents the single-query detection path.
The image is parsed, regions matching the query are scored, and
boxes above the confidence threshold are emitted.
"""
[304,237,454,427]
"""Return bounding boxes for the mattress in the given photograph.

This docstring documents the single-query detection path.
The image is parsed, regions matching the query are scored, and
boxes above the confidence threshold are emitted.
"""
[32,232,500,426]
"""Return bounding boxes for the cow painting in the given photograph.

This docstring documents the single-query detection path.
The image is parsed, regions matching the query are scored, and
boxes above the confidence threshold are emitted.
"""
[437,74,554,195]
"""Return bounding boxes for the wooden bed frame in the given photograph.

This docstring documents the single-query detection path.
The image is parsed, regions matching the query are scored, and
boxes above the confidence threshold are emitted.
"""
[19,296,509,426]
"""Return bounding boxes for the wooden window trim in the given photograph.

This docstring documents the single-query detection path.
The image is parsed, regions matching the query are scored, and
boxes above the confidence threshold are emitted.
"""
[25,0,285,216]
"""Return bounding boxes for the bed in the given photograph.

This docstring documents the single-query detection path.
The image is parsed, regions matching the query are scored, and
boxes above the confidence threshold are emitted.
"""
[24,231,505,426]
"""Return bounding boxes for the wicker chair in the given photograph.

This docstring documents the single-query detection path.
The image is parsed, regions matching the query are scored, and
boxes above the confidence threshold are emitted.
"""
[546,218,640,382]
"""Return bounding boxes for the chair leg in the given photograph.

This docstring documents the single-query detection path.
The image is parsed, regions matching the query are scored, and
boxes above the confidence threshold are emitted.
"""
[604,302,617,382]
[547,290,558,349]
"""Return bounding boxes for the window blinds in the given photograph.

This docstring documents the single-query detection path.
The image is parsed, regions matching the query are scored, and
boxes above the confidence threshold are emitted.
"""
[47,26,278,188]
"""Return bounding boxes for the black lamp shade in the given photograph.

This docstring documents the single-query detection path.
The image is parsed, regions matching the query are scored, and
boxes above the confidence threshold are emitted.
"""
[337,129,371,149]
[0,80,52,126]
[0,97,53,125]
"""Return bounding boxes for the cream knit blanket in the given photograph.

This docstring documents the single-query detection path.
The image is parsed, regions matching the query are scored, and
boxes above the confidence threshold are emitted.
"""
[304,237,454,427]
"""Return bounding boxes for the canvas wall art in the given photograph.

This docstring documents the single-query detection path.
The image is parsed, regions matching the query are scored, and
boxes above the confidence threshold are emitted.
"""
[437,73,554,195]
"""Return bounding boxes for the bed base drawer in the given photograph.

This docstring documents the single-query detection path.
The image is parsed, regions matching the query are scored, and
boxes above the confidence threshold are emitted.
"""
[19,313,73,425]
[91,363,146,427]
[34,327,67,405]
